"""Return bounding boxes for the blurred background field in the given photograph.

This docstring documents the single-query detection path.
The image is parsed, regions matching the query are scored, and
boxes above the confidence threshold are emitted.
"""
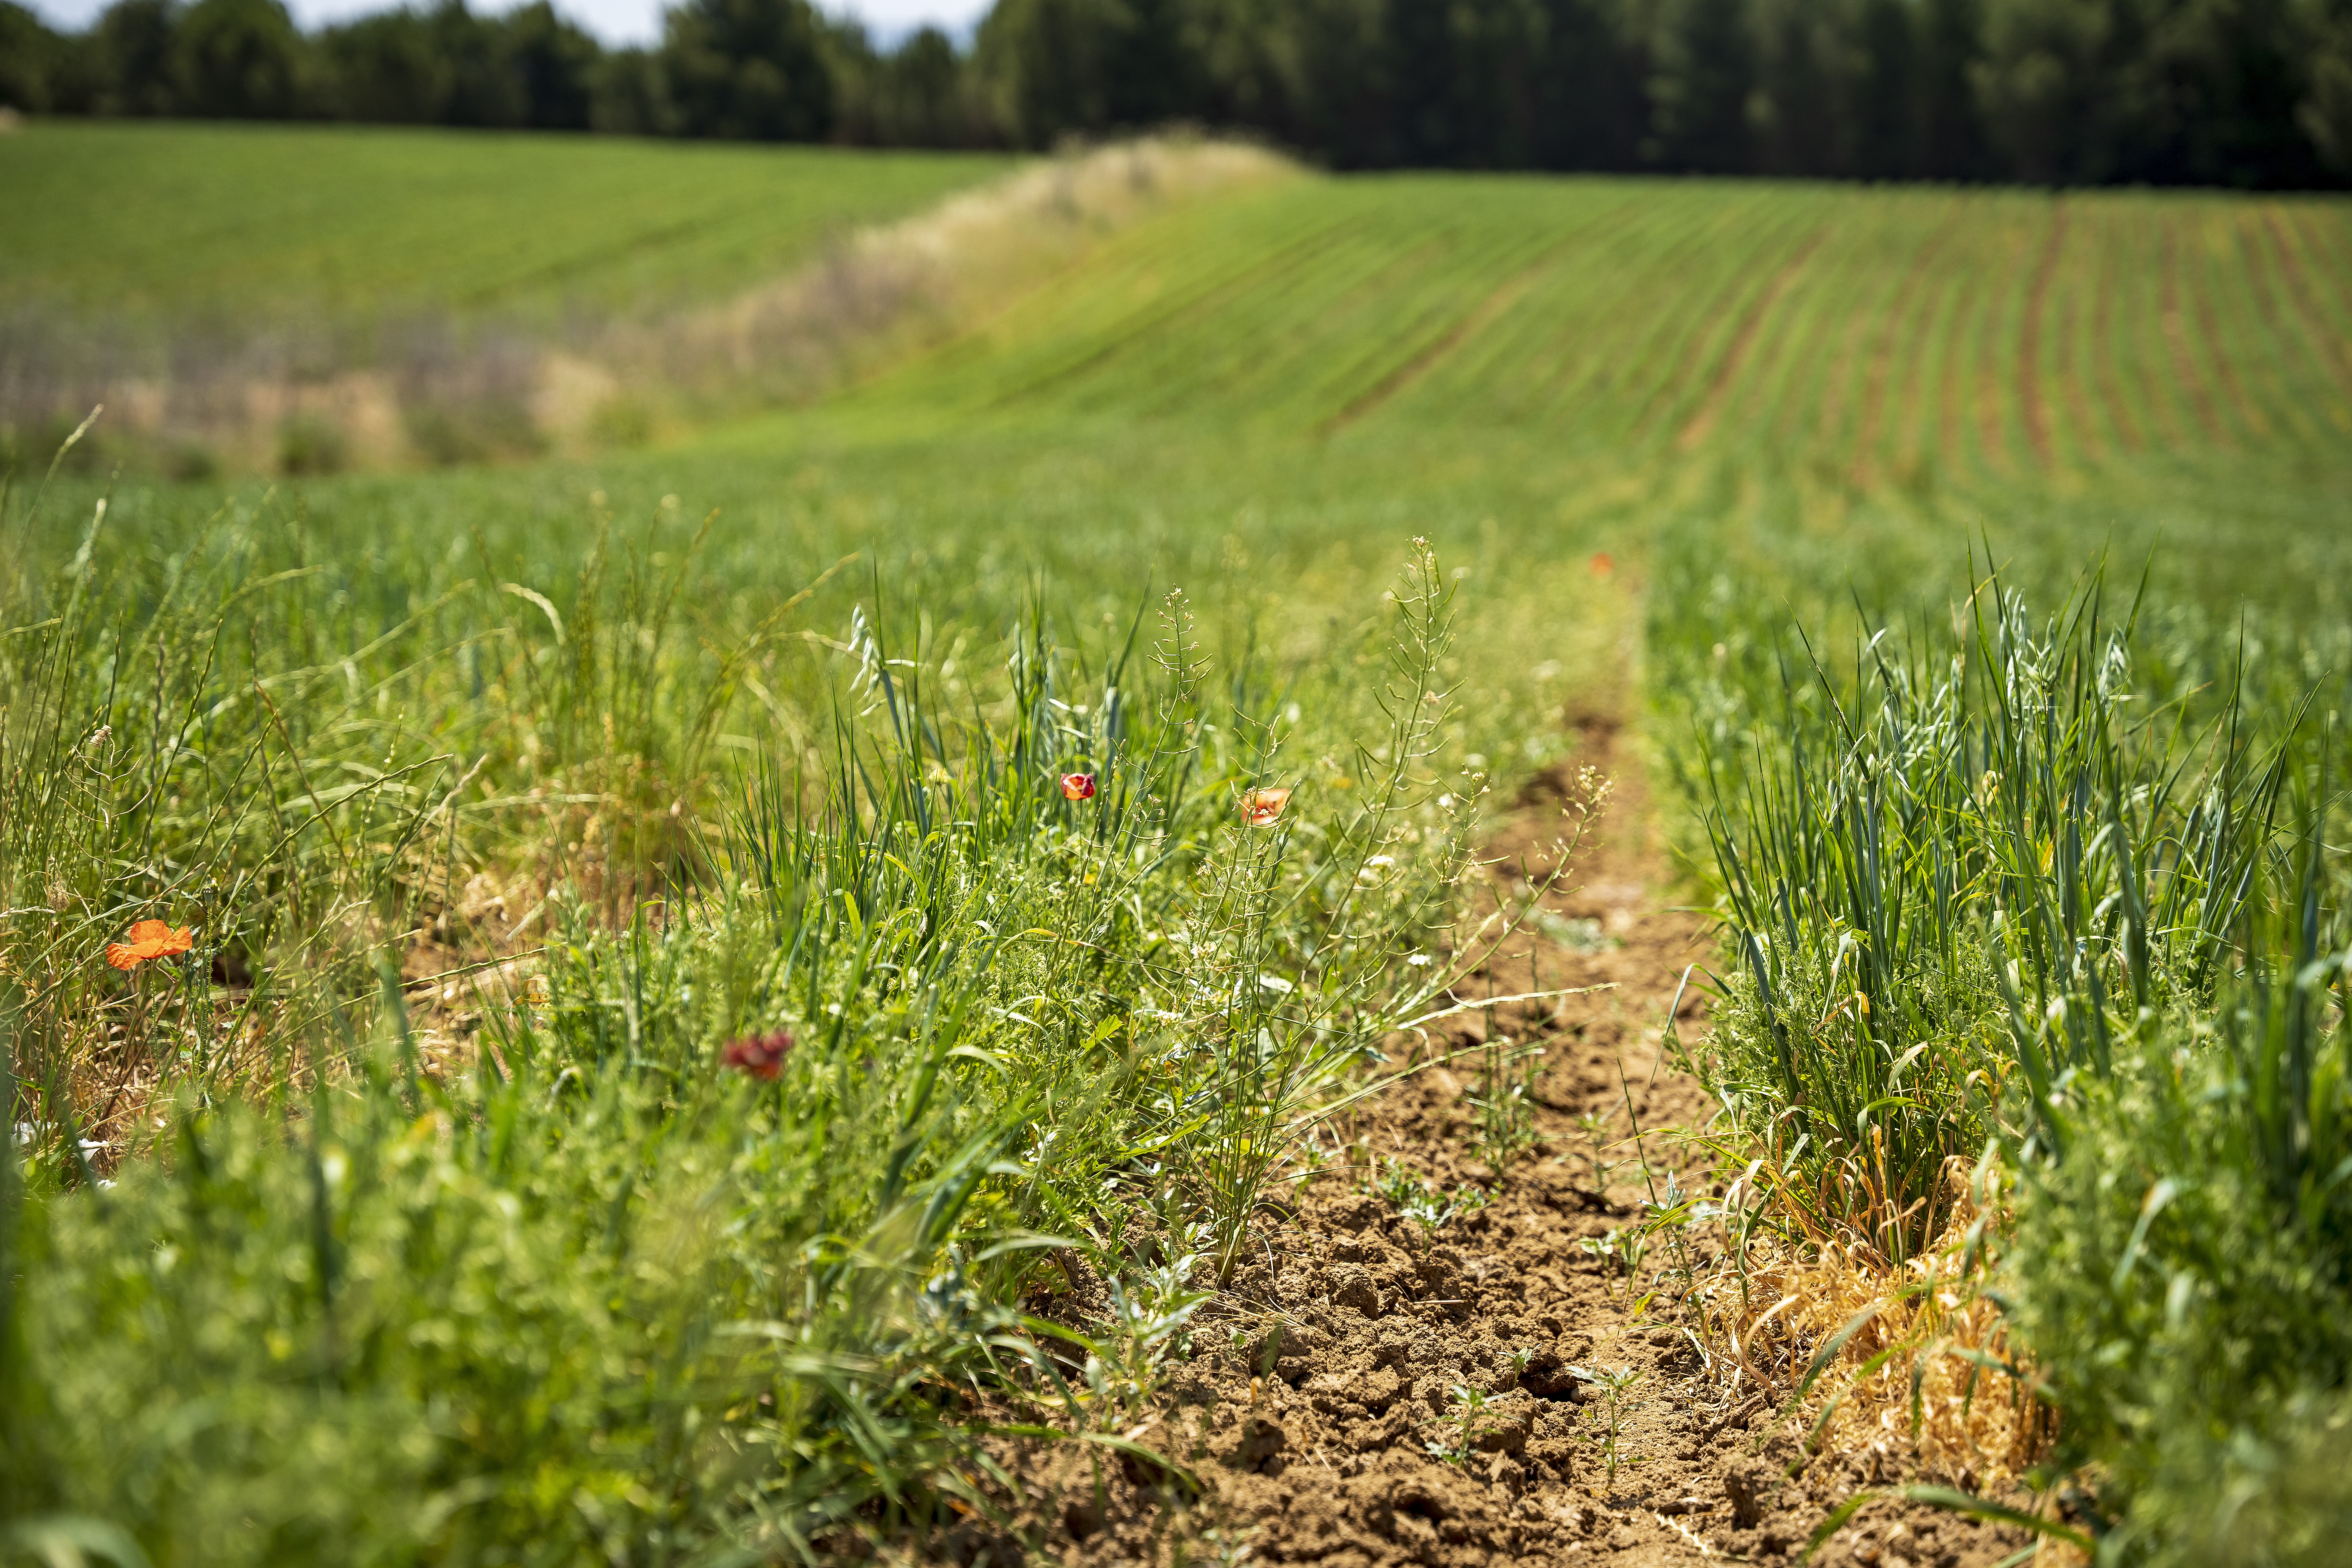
[0,120,1010,320]
[2,86,2350,1568]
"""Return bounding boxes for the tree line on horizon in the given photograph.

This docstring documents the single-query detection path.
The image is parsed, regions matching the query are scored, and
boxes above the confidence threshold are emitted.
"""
[3,0,2348,188]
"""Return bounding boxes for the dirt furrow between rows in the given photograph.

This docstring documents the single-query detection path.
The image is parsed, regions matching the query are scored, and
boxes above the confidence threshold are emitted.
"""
[928,722,2026,1568]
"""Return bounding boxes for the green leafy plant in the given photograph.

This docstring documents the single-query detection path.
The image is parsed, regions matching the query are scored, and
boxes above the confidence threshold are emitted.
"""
[1369,1157,1491,1231]
[1032,1250,1215,1431]
[1579,1224,1647,1298]
[1466,1035,1544,1167]
[1571,1362,1645,1487]
[1571,1110,1618,1192]
[1693,568,2296,1262]
[1426,1383,1502,1465]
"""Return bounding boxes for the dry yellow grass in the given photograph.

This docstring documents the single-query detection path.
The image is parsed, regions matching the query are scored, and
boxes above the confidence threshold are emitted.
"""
[1704,1147,2085,1559]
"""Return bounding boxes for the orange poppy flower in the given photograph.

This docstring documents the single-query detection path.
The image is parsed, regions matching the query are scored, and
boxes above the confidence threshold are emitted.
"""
[1241,786,1292,825]
[1061,773,1096,801]
[1588,551,1615,579]
[107,920,193,971]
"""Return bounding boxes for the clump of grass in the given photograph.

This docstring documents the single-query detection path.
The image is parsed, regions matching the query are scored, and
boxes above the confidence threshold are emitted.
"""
[2003,855,2352,1564]
[1702,1143,2058,1495]
[1466,1035,1544,1166]
[1667,552,2352,1557]
[1161,538,1572,1280]
[1693,567,2292,1262]
[0,470,1511,1560]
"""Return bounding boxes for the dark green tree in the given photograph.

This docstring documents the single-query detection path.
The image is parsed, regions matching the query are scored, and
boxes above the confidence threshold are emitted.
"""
[1750,0,1850,175]
[1102,0,1203,124]
[975,0,1133,145]
[319,8,453,121]
[1643,0,1757,169]
[0,2,66,110]
[831,23,986,146]
[1248,0,1391,167]
[1916,0,1994,174]
[2307,0,2352,174]
[590,47,678,134]
[86,0,184,115]
[423,0,525,126]
[1971,0,2138,182]
[501,1,600,129]
[1382,0,1461,163]
[1526,0,1650,171]
[2132,0,2324,186]
[1848,0,1920,177]
[661,0,834,140]
[174,0,311,117]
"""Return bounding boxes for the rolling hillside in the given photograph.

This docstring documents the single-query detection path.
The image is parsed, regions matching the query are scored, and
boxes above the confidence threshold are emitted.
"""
[0,120,1015,324]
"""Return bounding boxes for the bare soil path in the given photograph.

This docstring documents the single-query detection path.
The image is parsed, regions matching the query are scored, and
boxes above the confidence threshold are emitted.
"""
[938,722,2025,1568]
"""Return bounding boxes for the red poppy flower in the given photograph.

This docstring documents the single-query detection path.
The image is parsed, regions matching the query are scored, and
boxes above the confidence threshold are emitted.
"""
[1241,786,1293,825]
[1588,552,1615,579]
[107,920,193,971]
[1061,773,1096,801]
[722,1029,794,1081]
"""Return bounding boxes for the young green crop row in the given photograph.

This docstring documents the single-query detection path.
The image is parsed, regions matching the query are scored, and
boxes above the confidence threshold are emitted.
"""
[836,178,2352,489]
[1653,521,2352,1560]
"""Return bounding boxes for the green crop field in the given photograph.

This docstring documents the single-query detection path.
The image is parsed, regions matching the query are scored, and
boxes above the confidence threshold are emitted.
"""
[4,129,2351,1567]
[816,176,2352,488]
[0,121,1015,323]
